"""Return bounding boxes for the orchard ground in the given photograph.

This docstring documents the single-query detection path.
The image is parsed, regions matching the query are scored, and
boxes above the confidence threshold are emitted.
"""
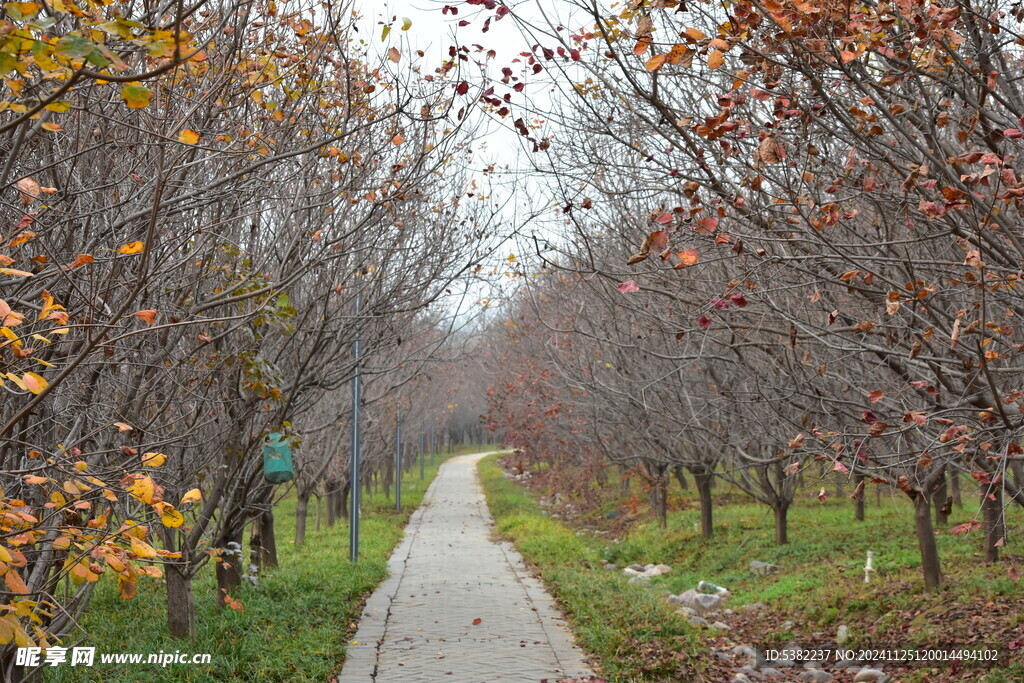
[48,448,1024,682]
[46,444,487,683]
[480,454,1024,683]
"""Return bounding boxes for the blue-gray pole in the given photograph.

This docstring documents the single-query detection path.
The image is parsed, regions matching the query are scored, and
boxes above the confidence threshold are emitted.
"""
[349,293,362,563]
[394,405,402,511]
[419,431,424,480]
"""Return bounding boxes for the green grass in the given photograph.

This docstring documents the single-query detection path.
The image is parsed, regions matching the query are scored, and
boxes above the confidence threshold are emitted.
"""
[488,459,1024,682]
[478,456,709,682]
[607,489,1023,629]
[47,443,491,683]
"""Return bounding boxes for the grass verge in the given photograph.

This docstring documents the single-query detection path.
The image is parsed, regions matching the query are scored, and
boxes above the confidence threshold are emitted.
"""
[477,456,709,682]
[47,444,491,683]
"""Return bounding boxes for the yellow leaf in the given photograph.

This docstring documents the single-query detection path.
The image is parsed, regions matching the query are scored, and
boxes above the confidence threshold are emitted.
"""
[0,268,33,277]
[117,241,145,255]
[21,372,47,394]
[0,618,12,645]
[121,83,153,109]
[141,452,166,467]
[129,536,157,559]
[178,129,200,144]
[125,475,157,504]
[52,537,70,550]
[0,546,11,563]
[159,506,184,528]
[180,488,202,505]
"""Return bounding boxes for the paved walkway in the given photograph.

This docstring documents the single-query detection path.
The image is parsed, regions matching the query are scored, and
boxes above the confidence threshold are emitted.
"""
[338,452,595,682]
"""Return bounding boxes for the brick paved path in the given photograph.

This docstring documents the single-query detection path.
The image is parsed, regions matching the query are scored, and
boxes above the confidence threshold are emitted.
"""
[338,452,595,682]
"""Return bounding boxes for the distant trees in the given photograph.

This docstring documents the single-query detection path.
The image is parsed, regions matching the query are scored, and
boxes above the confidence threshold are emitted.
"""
[476,0,1024,591]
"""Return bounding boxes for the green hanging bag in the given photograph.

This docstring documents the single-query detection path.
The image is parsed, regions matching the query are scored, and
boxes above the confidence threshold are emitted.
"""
[263,432,293,484]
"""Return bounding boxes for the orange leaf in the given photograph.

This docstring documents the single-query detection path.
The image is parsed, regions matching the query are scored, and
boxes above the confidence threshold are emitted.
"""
[645,54,668,71]
[118,241,145,255]
[708,49,725,69]
[675,249,699,268]
[178,129,201,145]
[68,254,94,269]
[131,310,157,325]
[5,569,28,595]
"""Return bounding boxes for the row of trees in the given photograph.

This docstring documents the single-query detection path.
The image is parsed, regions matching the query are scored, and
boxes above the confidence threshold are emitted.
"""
[478,0,1024,591]
[0,0,495,673]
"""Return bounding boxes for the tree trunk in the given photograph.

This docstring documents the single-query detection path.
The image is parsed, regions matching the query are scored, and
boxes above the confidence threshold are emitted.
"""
[325,480,338,527]
[296,489,310,545]
[673,465,689,490]
[258,510,278,568]
[339,480,350,519]
[854,472,865,521]
[950,471,961,506]
[694,471,713,539]
[934,473,949,527]
[913,492,942,589]
[774,504,789,545]
[216,527,243,608]
[166,564,195,639]
[647,463,668,529]
[983,482,1004,563]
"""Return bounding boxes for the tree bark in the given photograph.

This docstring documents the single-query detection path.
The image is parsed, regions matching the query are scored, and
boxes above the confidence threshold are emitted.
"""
[215,527,243,608]
[774,503,789,545]
[166,564,195,639]
[258,510,278,569]
[339,479,350,520]
[934,472,949,527]
[296,489,311,545]
[647,463,668,529]
[950,471,962,506]
[983,483,1004,563]
[673,465,689,490]
[913,492,942,589]
[854,472,865,522]
[694,470,713,539]
[325,480,338,527]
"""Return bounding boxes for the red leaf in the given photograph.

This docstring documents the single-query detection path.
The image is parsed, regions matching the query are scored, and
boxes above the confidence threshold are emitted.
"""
[697,315,710,330]
[950,520,982,535]
[472,618,482,625]
[860,410,878,423]
[617,280,640,293]
[867,390,884,403]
